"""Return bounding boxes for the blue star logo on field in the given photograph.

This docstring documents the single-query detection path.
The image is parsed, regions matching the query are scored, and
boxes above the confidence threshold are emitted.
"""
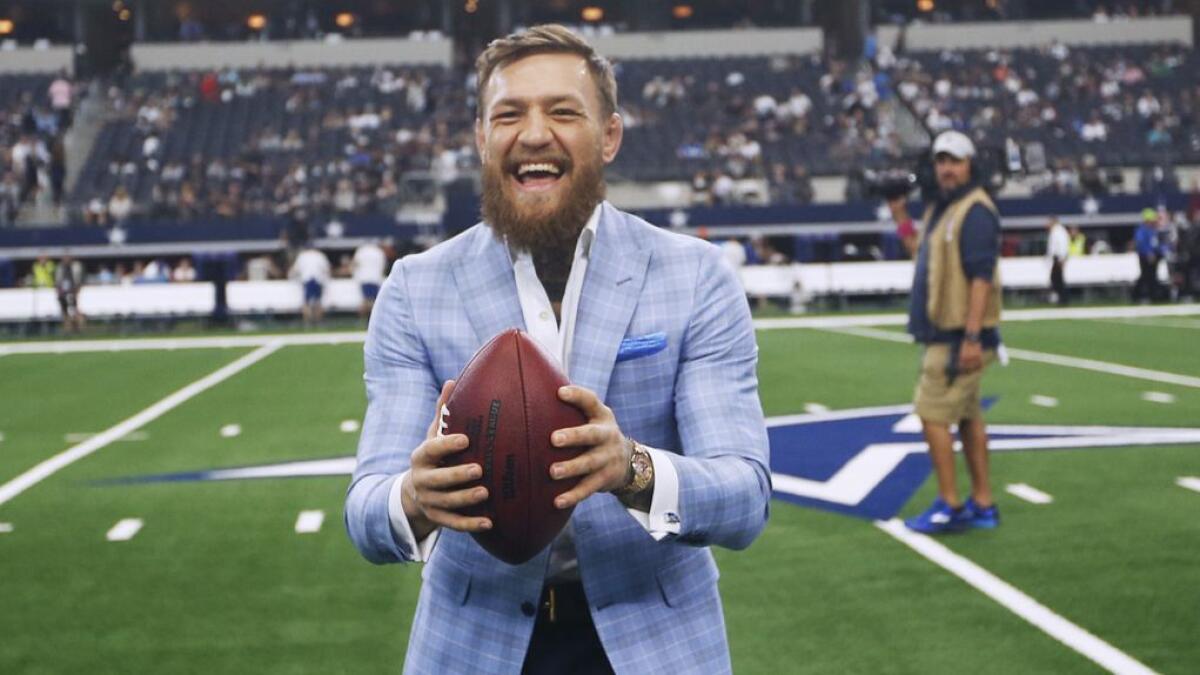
[100,402,1200,521]
[767,402,1200,519]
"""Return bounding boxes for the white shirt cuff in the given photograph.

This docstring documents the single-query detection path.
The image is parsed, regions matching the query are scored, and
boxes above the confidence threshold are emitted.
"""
[624,447,682,540]
[388,470,439,562]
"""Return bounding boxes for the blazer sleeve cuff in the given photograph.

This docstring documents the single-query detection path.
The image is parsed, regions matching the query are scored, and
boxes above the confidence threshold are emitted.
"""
[623,447,682,540]
[388,469,440,562]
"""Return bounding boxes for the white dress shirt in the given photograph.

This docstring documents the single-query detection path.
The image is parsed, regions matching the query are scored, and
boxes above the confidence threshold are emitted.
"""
[1047,222,1071,263]
[387,203,681,568]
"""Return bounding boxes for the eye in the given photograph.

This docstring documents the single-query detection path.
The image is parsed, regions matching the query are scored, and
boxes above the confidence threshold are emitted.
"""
[492,110,519,121]
[552,108,579,117]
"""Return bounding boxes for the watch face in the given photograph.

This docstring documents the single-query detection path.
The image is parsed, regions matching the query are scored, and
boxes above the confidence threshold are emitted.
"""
[632,454,650,472]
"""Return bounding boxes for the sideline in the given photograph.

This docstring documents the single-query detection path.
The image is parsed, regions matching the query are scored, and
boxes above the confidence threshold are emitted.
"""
[876,519,1158,675]
[0,342,283,508]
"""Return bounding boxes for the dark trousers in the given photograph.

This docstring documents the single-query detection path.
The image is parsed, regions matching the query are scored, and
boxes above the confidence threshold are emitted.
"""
[1135,256,1161,302]
[1050,258,1067,305]
[521,582,614,675]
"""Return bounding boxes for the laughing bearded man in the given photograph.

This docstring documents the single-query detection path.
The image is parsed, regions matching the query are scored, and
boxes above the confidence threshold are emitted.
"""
[346,24,771,675]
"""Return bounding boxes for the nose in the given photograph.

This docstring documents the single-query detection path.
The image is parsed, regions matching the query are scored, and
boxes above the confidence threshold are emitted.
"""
[517,109,553,150]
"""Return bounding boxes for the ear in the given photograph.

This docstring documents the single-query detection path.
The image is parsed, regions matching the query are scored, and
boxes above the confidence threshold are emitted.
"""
[475,118,486,164]
[600,112,623,165]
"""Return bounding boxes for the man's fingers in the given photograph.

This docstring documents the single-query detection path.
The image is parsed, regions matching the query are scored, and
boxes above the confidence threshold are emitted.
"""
[557,385,609,419]
[549,449,601,480]
[550,423,610,449]
[419,484,489,511]
[424,506,492,533]
[416,433,470,463]
[554,473,607,510]
[417,462,483,490]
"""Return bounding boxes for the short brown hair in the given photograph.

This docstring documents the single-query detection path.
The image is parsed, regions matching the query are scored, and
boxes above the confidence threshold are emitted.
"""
[474,24,618,119]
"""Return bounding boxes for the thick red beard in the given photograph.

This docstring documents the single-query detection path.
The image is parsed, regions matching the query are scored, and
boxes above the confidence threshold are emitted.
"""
[481,151,606,259]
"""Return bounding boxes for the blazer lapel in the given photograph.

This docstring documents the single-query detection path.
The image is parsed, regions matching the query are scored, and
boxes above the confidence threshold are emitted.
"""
[453,227,526,344]
[569,203,652,403]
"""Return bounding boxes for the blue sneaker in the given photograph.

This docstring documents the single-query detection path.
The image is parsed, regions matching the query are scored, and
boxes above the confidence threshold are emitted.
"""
[963,497,1000,529]
[904,497,969,534]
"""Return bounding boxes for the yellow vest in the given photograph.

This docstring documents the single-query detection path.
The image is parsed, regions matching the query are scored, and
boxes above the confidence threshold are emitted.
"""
[922,187,1002,331]
[32,260,56,288]
[1069,233,1086,257]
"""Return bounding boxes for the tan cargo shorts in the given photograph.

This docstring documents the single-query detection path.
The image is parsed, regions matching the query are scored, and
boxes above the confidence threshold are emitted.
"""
[913,343,996,425]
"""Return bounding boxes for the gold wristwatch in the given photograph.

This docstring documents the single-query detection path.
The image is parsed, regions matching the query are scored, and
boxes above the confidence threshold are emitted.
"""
[615,438,653,496]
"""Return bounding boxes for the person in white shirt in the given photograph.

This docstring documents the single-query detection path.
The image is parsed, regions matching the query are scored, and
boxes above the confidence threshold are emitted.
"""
[1046,216,1071,305]
[351,240,388,319]
[289,244,331,326]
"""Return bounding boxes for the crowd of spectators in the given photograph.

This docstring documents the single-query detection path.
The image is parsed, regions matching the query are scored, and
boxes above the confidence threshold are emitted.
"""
[0,72,74,225]
[72,65,476,225]
[3,33,1200,227]
[887,41,1198,171]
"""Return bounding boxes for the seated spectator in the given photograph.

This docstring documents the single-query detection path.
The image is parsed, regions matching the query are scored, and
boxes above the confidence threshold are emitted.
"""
[108,186,134,224]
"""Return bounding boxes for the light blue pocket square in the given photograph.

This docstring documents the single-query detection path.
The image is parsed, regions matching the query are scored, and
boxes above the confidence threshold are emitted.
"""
[616,332,668,362]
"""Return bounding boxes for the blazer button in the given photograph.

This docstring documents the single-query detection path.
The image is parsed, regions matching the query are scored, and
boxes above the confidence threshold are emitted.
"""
[521,601,536,617]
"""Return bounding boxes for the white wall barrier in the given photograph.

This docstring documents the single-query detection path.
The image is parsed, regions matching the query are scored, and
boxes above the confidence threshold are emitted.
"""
[740,253,1140,298]
[0,279,368,322]
[0,254,1142,322]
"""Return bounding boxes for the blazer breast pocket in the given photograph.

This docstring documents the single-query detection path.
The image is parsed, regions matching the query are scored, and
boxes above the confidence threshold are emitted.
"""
[616,332,668,363]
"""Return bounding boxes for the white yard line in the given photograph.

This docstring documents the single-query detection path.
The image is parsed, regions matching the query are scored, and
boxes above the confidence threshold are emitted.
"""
[1176,477,1200,494]
[0,522,12,533]
[1004,348,1200,389]
[1140,391,1177,404]
[64,431,149,443]
[875,519,1158,675]
[1100,317,1200,330]
[826,325,1200,389]
[106,518,144,542]
[753,304,1200,331]
[294,510,325,534]
[0,342,282,508]
[1006,483,1055,504]
[0,332,363,355]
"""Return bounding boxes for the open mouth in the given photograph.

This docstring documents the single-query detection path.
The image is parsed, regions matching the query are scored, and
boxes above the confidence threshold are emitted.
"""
[511,160,566,192]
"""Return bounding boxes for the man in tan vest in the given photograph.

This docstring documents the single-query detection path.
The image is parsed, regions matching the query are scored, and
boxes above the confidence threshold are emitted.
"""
[904,130,1003,535]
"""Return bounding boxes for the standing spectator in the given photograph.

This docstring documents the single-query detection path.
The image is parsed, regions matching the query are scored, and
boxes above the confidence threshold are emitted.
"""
[1046,217,1070,305]
[793,165,815,205]
[351,239,387,320]
[889,195,918,259]
[32,255,56,287]
[1134,208,1169,303]
[0,172,20,225]
[47,72,73,131]
[289,243,330,327]
[1068,226,1088,257]
[48,137,67,207]
[54,254,85,333]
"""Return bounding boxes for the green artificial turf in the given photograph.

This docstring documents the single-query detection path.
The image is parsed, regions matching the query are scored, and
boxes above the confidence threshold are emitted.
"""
[0,316,1196,673]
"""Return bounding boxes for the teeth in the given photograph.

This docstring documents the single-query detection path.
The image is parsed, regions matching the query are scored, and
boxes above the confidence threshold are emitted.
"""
[517,162,561,176]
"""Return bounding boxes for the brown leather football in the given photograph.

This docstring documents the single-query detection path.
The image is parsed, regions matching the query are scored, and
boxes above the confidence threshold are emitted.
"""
[443,329,588,565]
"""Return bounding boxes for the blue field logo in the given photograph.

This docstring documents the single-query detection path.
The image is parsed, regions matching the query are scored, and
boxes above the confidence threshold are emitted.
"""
[101,402,1200,521]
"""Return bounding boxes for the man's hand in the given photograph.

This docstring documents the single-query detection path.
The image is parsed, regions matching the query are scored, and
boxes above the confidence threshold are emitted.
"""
[958,340,984,373]
[400,379,493,540]
[548,385,633,510]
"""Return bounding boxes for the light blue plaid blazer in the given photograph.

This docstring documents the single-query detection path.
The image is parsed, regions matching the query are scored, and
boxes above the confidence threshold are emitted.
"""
[346,202,771,675]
